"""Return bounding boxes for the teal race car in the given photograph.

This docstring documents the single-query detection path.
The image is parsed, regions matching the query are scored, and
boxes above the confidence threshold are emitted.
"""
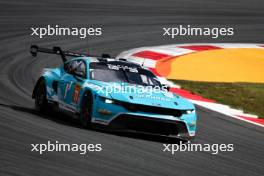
[30,45,197,140]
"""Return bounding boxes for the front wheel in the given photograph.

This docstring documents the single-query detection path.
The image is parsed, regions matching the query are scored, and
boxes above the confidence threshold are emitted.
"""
[80,91,93,128]
[35,79,48,113]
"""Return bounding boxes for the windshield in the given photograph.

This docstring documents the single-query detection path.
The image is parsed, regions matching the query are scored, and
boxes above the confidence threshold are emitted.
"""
[89,62,161,87]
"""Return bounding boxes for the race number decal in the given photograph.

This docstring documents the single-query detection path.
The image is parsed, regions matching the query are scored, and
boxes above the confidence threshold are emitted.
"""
[72,84,81,103]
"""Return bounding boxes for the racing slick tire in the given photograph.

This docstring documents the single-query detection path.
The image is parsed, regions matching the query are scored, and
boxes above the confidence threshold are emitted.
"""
[80,91,93,128]
[35,79,48,113]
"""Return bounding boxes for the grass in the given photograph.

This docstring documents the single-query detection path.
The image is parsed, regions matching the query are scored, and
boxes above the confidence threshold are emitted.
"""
[171,80,264,118]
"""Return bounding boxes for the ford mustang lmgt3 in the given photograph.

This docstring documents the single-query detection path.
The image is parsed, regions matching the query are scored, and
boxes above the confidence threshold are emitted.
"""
[30,45,197,140]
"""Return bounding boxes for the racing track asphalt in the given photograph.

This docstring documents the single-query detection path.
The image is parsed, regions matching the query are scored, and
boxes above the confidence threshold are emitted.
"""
[0,0,264,176]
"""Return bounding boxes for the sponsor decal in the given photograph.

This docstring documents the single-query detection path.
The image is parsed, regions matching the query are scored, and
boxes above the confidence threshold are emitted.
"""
[64,82,72,99]
[107,64,138,73]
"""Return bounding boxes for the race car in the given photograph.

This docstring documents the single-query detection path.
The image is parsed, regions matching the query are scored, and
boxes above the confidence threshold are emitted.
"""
[30,45,197,140]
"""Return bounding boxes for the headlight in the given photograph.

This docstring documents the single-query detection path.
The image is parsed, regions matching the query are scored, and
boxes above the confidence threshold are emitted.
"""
[186,109,195,114]
[105,98,114,104]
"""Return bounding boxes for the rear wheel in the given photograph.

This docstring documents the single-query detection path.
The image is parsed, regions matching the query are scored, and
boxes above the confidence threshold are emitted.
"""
[35,80,48,113]
[80,91,93,128]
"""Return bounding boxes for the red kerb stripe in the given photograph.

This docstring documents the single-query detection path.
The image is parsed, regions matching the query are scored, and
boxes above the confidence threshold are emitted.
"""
[132,51,171,60]
[178,45,222,51]
[236,116,264,125]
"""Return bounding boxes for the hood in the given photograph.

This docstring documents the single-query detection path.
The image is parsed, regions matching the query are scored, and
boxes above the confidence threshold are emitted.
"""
[86,80,194,110]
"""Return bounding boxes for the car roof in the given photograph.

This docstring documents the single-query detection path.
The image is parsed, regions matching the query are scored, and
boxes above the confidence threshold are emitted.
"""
[68,57,143,68]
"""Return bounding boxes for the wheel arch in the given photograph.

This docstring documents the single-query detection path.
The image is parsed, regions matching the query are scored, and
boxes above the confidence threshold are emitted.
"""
[32,76,46,99]
[80,88,94,105]
[79,88,94,127]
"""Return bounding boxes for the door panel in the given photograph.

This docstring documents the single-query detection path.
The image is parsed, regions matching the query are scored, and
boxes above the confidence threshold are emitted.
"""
[58,59,86,112]
[58,74,76,111]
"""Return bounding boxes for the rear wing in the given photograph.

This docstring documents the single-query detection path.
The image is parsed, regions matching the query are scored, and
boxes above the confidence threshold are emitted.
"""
[30,45,111,63]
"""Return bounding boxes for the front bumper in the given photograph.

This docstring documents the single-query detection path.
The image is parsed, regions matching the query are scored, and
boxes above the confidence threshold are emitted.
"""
[92,97,197,139]
[108,113,194,139]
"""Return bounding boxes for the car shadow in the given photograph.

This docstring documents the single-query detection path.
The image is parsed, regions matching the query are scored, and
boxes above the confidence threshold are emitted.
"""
[107,131,184,144]
[0,102,83,128]
[0,103,184,144]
